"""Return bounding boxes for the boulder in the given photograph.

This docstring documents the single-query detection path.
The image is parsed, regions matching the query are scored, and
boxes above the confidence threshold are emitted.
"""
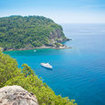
[0,85,38,105]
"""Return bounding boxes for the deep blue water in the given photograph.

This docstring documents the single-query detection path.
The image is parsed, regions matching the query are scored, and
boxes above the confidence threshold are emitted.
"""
[4,24,105,105]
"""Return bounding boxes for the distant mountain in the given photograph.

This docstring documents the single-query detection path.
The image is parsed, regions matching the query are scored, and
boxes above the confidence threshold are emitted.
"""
[0,16,69,51]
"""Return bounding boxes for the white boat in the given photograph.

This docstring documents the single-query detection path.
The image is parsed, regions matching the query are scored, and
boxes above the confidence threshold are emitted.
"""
[40,63,53,69]
[34,50,36,52]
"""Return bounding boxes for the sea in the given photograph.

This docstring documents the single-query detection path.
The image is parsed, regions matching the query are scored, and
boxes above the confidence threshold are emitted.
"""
[4,24,105,105]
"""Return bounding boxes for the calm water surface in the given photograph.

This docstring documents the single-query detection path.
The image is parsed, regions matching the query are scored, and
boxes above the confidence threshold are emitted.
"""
[4,24,105,105]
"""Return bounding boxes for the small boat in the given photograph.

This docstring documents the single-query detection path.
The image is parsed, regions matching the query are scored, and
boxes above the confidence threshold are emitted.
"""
[40,63,53,69]
[34,50,36,52]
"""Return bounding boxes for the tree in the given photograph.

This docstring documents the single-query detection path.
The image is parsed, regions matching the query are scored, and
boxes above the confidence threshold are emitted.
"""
[0,52,77,105]
[22,64,34,77]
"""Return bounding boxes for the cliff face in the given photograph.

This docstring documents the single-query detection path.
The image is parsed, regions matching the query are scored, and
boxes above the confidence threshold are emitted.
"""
[46,26,68,47]
[0,85,38,105]
[49,29,67,42]
[0,16,69,51]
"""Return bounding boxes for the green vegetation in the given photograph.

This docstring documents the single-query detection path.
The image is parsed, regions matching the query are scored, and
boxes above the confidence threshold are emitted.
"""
[0,51,77,105]
[0,16,67,51]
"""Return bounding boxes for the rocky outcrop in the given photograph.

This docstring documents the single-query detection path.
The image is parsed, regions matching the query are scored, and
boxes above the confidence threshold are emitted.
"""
[49,29,67,43]
[0,85,38,105]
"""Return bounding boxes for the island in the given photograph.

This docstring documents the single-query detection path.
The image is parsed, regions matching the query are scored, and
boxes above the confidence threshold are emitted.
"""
[0,15,70,51]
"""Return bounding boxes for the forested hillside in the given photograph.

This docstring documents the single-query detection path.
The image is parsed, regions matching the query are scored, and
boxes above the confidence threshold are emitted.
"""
[0,16,67,51]
[0,51,76,105]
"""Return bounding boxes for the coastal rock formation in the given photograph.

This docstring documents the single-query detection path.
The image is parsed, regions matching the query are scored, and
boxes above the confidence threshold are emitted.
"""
[0,85,38,105]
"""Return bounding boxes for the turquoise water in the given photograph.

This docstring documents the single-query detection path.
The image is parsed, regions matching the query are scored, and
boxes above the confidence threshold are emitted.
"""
[4,24,105,105]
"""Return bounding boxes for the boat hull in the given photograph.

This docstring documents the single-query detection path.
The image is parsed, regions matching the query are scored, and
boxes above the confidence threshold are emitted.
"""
[40,63,53,69]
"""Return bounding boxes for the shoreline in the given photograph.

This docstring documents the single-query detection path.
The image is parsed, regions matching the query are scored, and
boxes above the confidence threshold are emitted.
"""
[3,45,71,52]
[3,39,72,52]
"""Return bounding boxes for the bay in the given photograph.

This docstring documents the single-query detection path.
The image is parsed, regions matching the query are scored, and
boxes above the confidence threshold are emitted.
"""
[4,24,105,105]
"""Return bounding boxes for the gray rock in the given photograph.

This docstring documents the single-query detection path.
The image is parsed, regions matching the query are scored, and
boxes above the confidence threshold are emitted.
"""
[0,85,39,105]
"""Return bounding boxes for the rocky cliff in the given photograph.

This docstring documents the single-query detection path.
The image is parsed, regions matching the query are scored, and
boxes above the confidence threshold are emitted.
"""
[0,85,38,105]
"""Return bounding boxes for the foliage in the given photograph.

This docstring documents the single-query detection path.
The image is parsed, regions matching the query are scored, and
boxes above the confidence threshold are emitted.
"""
[0,16,66,51]
[0,51,77,105]
[0,51,22,87]
[22,64,34,77]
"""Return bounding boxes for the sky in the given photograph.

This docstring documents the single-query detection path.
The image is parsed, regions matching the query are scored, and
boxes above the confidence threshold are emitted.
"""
[0,0,105,24]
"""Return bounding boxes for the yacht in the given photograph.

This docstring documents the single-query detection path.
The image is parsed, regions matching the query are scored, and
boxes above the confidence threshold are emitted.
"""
[34,50,36,52]
[40,63,53,69]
